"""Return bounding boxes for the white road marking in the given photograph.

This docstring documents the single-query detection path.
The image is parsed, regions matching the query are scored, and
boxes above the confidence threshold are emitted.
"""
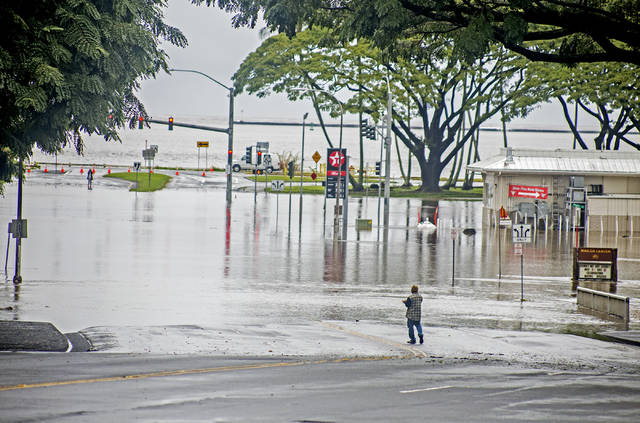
[400,385,454,394]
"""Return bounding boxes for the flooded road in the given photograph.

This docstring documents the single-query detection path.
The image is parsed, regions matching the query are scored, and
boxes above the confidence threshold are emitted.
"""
[1,169,638,335]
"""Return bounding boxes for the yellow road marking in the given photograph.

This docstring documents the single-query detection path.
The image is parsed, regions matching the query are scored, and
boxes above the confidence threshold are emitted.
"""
[0,361,303,392]
[0,356,399,393]
[319,321,427,358]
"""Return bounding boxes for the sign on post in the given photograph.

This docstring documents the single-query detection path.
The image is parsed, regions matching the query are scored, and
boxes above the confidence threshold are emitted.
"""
[197,141,209,148]
[513,243,523,255]
[271,180,285,192]
[573,248,617,285]
[512,224,532,243]
[312,151,321,163]
[325,148,346,199]
[509,184,548,199]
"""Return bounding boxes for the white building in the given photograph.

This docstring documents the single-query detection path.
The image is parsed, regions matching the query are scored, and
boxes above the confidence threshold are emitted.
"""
[466,148,640,233]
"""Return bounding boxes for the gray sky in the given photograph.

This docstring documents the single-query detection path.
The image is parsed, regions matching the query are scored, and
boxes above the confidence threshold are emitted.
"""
[139,1,577,129]
[140,0,305,121]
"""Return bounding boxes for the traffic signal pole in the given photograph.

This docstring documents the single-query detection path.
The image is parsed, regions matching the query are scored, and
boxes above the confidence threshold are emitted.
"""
[167,68,234,204]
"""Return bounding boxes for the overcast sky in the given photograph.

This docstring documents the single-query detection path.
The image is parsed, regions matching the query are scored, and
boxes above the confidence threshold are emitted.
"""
[139,1,579,129]
[139,0,306,121]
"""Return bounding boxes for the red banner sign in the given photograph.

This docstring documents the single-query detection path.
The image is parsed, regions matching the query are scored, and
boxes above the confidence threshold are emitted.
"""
[509,184,548,199]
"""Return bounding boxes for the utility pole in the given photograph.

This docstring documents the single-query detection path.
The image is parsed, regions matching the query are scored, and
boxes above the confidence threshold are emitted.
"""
[13,157,23,284]
[383,77,392,227]
[299,112,308,239]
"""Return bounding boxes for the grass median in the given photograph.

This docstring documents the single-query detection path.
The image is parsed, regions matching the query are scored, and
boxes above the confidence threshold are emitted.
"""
[105,172,171,192]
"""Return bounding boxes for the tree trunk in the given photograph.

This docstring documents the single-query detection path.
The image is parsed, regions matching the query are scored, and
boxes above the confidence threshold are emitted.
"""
[417,148,442,192]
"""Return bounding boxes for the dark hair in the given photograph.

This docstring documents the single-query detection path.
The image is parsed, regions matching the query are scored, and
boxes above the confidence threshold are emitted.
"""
[411,285,418,293]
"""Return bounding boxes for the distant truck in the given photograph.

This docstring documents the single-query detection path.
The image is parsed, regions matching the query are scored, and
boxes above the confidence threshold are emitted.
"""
[232,144,279,173]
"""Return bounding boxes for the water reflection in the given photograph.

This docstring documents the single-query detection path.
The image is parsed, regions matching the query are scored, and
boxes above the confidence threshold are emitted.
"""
[1,183,639,334]
[323,240,346,283]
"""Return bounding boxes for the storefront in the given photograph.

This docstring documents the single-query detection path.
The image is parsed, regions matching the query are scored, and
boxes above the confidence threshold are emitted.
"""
[467,148,640,233]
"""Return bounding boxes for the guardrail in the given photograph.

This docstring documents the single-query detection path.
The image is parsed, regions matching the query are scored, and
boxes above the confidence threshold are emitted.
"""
[577,287,630,322]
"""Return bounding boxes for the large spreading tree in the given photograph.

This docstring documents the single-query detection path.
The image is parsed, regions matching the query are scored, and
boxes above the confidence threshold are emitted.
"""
[0,0,186,186]
[521,61,640,150]
[199,0,640,65]
[234,28,532,191]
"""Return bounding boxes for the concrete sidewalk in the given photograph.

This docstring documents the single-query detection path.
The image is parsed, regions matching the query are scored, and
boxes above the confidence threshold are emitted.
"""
[2,320,638,373]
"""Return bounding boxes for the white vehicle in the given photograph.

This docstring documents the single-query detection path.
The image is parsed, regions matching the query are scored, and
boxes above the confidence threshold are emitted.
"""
[232,151,279,174]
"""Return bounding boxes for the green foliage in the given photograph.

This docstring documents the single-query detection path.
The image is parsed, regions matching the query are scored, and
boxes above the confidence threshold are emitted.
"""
[0,0,187,184]
[523,61,640,150]
[233,27,532,192]
[203,0,640,65]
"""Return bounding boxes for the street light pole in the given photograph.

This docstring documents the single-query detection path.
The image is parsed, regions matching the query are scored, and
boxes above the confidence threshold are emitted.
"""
[169,68,234,203]
[299,112,308,239]
[13,156,23,284]
[383,76,392,228]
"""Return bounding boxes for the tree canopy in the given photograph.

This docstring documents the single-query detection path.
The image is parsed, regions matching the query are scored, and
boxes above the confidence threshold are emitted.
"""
[200,0,640,66]
[234,28,532,191]
[0,0,186,185]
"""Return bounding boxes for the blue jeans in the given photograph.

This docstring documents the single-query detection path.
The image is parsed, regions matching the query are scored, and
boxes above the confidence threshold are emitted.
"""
[407,319,423,342]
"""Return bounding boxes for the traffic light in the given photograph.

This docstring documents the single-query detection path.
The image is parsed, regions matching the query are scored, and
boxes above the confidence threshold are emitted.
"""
[287,161,295,179]
[138,116,143,129]
[367,125,376,140]
[360,118,368,134]
[245,146,252,164]
[257,150,262,165]
[168,116,174,130]
[375,161,381,176]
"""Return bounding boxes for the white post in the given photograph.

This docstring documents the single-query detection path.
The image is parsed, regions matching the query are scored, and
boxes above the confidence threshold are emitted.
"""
[600,216,603,233]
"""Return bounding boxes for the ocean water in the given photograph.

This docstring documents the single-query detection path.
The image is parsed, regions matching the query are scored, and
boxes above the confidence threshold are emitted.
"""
[30,115,638,178]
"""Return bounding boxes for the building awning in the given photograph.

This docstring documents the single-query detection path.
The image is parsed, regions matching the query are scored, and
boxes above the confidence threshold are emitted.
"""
[467,148,640,176]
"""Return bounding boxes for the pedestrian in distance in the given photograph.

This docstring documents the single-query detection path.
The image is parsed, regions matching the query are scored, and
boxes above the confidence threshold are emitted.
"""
[402,285,423,344]
[87,168,93,190]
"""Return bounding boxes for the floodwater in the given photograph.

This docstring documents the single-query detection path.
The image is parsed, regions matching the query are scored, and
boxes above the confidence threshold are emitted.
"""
[1,169,639,336]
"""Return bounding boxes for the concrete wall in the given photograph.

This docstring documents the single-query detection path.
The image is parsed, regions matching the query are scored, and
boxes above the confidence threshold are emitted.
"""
[587,195,640,233]
[576,287,630,322]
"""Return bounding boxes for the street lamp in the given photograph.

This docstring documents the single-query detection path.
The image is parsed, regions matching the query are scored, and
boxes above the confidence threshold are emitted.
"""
[169,68,234,204]
[299,112,308,239]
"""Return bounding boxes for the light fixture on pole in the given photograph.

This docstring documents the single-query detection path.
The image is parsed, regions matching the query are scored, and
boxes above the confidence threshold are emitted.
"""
[169,68,234,204]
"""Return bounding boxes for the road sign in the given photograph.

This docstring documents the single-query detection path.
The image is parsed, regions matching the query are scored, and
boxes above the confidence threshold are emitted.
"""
[271,180,285,192]
[327,150,345,173]
[514,243,523,255]
[312,151,321,163]
[197,141,209,148]
[509,184,548,199]
[512,224,532,243]
[325,148,347,199]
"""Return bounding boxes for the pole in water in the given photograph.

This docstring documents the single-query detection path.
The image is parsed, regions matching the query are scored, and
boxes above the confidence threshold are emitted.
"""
[13,157,23,284]
[498,225,502,280]
[451,227,457,287]
[520,253,524,302]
